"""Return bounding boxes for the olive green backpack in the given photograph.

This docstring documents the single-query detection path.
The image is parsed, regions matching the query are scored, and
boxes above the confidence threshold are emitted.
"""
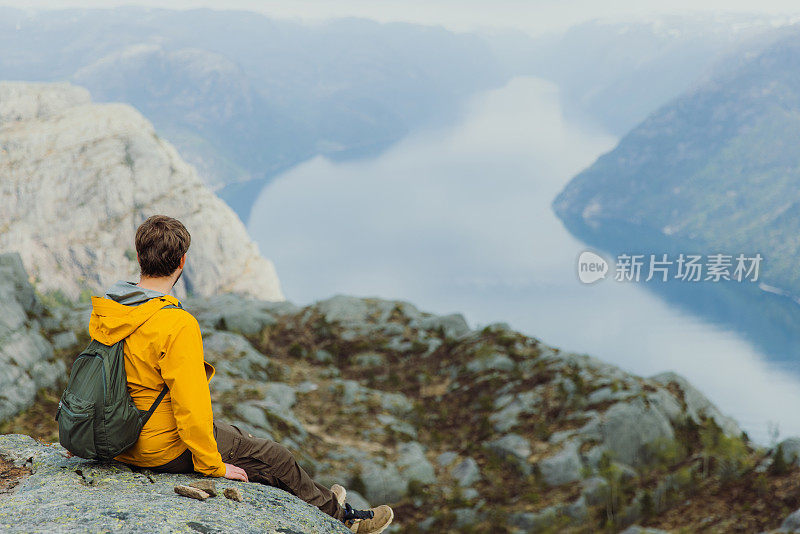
[55,302,180,460]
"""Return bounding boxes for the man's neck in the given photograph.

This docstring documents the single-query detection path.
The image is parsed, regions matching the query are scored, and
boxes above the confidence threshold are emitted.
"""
[136,276,175,295]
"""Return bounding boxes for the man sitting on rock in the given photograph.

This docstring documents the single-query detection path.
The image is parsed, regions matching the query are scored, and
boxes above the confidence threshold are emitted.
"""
[88,214,393,533]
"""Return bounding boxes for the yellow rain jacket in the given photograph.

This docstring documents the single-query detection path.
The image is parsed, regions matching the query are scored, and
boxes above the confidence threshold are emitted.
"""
[88,288,226,477]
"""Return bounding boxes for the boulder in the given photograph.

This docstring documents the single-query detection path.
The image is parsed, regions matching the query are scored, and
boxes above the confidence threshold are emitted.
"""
[384,337,413,353]
[186,294,279,336]
[0,434,348,533]
[261,382,297,412]
[236,396,306,444]
[316,295,370,324]
[775,438,800,467]
[330,379,372,408]
[409,313,470,339]
[581,476,610,506]
[232,405,274,436]
[484,434,531,474]
[358,461,407,504]
[437,452,459,468]
[538,440,583,486]
[203,331,280,383]
[381,392,414,416]
[466,352,515,373]
[600,398,675,467]
[451,458,481,487]
[315,349,334,363]
[376,414,418,440]
[396,442,436,485]
[452,507,480,529]
[51,331,79,351]
[782,507,800,532]
[490,391,540,433]
[508,508,559,532]
[373,299,422,324]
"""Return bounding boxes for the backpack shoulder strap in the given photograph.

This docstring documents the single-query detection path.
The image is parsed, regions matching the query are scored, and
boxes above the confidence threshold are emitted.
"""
[140,298,182,423]
[141,385,169,426]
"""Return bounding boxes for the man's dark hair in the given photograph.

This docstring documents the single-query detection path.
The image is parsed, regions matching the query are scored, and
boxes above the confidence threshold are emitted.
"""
[134,215,191,277]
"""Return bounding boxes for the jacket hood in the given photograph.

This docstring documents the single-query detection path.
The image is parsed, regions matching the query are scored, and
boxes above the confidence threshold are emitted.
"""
[89,283,182,345]
[103,280,169,306]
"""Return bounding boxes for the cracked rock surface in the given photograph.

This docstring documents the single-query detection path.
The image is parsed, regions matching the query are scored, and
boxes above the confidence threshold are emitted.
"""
[0,434,348,533]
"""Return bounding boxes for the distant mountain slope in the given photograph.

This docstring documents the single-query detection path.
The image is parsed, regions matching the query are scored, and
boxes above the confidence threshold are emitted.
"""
[0,81,282,302]
[0,7,505,224]
[554,24,800,292]
[552,25,800,355]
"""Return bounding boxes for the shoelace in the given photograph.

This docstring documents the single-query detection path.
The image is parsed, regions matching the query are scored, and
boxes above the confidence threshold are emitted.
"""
[343,503,375,521]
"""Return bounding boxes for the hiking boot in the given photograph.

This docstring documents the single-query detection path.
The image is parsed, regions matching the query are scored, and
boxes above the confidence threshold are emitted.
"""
[331,484,346,507]
[342,503,394,534]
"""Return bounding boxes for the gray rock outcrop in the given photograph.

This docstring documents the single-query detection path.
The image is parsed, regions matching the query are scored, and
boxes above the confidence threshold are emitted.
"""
[396,442,436,485]
[538,440,583,486]
[651,371,742,437]
[0,434,348,533]
[0,81,282,302]
[0,253,64,421]
[599,398,676,467]
[451,457,481,487]
[782,508,800,532]
[484,434,532,475]
[359,460,407,504]
[774,437,800,467]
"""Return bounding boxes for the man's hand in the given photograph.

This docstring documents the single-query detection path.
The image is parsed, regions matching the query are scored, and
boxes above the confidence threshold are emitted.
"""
[224,463,249,482]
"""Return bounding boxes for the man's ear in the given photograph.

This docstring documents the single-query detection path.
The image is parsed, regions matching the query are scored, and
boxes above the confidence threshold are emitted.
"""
[179,253,186,269]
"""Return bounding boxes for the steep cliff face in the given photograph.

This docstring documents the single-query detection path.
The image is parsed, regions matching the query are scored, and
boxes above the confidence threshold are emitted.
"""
[0,81,282,302]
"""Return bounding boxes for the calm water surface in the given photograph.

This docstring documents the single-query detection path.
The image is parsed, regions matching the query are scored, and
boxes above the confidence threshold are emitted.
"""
[249,76,800,444]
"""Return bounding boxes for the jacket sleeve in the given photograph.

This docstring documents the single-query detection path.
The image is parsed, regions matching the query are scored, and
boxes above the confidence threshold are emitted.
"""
[158,316,226,477]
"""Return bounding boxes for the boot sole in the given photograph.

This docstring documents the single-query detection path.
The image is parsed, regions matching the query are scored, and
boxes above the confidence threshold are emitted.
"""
[358,507,393,534]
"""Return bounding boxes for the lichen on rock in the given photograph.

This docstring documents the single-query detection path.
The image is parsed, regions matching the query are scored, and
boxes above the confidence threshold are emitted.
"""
[0,434,349,533]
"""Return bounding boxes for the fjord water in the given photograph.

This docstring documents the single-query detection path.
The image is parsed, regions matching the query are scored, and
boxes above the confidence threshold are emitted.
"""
[249,76,800,443]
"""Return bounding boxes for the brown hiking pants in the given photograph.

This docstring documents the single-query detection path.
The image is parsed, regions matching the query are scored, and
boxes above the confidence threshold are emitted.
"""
[151,421,345,521]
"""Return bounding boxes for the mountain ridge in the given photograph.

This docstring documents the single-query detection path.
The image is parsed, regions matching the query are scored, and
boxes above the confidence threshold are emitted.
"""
[0,6,507,224]
[4,249,800,532]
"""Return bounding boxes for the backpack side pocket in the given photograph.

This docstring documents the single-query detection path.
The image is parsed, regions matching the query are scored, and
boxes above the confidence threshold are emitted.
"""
[57,391,97,459]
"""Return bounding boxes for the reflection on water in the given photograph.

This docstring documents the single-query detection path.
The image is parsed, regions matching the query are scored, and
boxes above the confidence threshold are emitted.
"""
[249,76,800,443]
